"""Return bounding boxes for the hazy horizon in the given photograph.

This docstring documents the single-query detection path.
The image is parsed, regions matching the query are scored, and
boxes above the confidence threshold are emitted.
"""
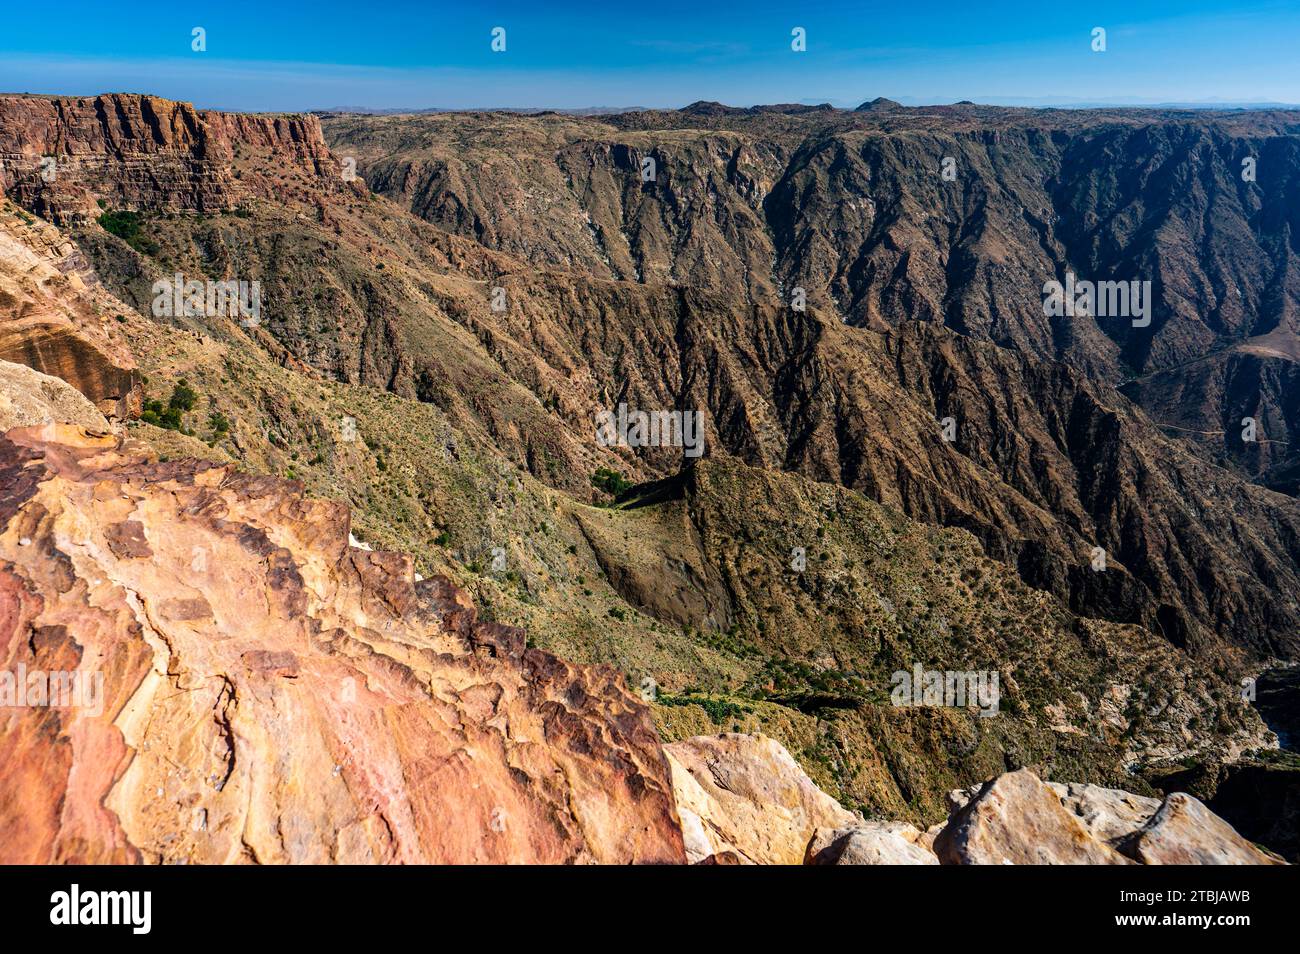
[3,88,1298,117]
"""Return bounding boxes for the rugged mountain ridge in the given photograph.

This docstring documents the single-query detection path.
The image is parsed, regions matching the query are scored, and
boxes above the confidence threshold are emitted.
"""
[6,94,1291,661]
[326,106,1300,487]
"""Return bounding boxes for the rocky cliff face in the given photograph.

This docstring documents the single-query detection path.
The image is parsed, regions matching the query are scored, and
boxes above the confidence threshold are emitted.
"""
[0,199,139,419]
[0,94,235,223]
[0,424,684,863]
[0,93,337,223]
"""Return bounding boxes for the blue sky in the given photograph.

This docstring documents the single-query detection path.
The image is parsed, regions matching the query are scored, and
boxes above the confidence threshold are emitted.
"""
[1,1,1297,111]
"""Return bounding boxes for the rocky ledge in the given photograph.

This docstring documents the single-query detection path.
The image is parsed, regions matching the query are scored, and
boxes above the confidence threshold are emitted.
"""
[0,203,140,420]
[0,425,684,863]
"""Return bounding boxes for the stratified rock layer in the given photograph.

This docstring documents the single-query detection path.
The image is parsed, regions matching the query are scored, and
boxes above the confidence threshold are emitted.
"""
[0,93,336,223]
[0,425,685,864]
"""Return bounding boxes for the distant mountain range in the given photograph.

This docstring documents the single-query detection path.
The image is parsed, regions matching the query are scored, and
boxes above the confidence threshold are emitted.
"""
[309,98,1300,116]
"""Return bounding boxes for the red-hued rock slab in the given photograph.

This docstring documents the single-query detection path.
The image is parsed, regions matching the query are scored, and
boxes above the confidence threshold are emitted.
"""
[0,425,685,864]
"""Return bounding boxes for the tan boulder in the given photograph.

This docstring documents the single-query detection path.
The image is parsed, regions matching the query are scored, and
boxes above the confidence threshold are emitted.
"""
[1048,781,1162,847]
[934,768,1131,864]
[806,823,938,865]
[1118,793,1285,865]
[664,733,858,865]
[0,359,110,432]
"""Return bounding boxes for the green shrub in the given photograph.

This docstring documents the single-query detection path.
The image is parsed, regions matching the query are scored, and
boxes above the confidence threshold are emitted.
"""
[97,210,159,255]
[657,693,751,725]
[590,467,632,498]
[170,379,198,412]
[140,401,182,430]
[139,380,199,432]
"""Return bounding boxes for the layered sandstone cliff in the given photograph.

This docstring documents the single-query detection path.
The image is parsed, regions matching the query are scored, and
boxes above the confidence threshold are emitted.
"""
[0,93,338,223]
[0,200,139,419]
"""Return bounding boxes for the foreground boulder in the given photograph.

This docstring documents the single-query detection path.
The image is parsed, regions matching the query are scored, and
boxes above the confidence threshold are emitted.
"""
[664,733,858,864]
[1119,793,1284,865]
[805,823,938,865]
[937,773,1281,865]
[935,769,1132,864]
[0,426,685,864]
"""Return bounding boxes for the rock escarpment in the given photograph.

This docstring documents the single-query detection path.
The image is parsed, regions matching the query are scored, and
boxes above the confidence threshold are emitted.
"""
[0,425,684,864]
[0,93,338,223]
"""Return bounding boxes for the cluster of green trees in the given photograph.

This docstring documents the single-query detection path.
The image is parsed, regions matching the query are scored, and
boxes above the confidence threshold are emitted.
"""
[140,379,198,431]
[590,466,632,498]
[97,209,159,255]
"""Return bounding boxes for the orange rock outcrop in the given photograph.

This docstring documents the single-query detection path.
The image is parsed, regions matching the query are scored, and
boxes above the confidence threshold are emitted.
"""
[0,425,685,864]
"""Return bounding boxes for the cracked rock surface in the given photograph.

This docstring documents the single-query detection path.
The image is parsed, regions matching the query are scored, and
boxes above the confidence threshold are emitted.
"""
[0,424,684,864]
